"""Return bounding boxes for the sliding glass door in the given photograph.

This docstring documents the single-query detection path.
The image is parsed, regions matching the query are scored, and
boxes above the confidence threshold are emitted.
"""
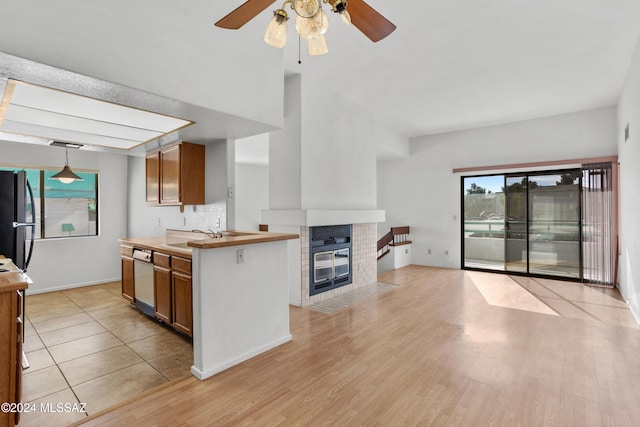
[504,175,528,273]
[527,171,581,278]
[463,169,581,279]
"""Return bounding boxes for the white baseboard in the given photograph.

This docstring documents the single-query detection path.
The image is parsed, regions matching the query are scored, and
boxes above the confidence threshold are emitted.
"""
[191,334,293,381]
[620,290,640,326]
[26,277,121,294]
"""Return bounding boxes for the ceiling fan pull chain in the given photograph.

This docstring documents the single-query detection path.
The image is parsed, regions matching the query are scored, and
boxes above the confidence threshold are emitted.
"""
[298,34,302,64]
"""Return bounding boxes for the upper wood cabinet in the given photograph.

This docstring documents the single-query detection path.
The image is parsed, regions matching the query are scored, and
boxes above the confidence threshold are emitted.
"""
[146,141,205,207]
[145,151,160,203]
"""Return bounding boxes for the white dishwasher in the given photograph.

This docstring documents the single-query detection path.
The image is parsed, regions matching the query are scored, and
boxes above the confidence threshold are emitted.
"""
[132,248,154,316]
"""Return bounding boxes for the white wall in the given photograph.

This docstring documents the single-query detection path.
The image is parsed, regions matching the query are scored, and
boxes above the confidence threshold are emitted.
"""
[235,163,268,231]
[269,76,302,210]
[617,38,640,322]
[0,140,126,293]
[126,140,230,237]
[269,74,380,211]
[300,76,378,210]
[378,107,618,268]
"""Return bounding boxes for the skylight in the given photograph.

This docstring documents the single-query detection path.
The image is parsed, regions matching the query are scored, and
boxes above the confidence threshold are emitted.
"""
[0,80,194,150]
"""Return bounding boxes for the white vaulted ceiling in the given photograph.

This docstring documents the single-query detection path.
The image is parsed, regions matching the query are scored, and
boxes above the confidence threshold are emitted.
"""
[1,0,640,150]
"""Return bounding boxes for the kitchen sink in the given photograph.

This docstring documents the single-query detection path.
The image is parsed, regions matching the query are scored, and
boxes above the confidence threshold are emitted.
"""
[167,242,190,248]
[160,242,192,251]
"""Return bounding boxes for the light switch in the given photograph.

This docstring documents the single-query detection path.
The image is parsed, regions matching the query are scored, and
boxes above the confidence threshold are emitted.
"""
[236,249,244,264]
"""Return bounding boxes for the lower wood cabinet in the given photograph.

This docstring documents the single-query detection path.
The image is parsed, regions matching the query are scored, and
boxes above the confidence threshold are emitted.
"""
[151,252,192,337]
[121,256,135,304]
[153,265,172,324]
[172,271,193,337]
[1,283,26,427]
[171,256,192,337]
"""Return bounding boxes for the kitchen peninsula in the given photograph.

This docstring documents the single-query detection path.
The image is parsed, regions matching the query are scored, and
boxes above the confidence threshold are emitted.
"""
[119,230,299,380]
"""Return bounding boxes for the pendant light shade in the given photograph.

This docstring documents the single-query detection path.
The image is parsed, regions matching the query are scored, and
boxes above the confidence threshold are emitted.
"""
[50,147,83,184]
[264,9,289,48]
[308,34,328,56]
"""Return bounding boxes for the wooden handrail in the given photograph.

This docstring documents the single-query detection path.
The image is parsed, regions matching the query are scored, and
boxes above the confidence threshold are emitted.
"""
[377,231,393,252]
[391,226,410,236]
[377,226,411,259]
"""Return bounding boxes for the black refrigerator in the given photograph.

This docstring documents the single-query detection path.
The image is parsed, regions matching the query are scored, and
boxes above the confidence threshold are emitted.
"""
[0,170,36,272]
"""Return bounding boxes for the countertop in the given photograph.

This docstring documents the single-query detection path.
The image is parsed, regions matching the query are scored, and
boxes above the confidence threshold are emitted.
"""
[119,230,299,257]
[0,257,29,292]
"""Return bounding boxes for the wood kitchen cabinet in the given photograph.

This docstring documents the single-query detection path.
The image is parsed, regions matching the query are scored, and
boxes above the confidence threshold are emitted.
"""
[171,256,193,337]
[153,252,172,324]
[146,141,205,208]
[1,268,28,427]
[120,245,135,304]
[145,151,160,203]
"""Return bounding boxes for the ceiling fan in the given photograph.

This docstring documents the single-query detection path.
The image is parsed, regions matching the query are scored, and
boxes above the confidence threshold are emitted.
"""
[215,0,396,55]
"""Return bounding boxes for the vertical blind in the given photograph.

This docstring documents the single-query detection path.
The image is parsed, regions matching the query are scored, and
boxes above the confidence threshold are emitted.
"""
[581,162,617,286]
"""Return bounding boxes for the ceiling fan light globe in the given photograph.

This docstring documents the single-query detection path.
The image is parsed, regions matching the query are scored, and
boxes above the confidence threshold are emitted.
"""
[264,10,288,48]
[340,10,351,26]
[296,10,329,40]
[308,34,328,56]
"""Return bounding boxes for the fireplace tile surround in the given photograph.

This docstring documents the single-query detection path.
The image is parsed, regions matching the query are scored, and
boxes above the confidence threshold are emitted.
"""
[300,223,377,306]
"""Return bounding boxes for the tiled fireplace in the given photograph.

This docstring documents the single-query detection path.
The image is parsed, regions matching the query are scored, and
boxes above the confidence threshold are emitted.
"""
[300,223,377,306]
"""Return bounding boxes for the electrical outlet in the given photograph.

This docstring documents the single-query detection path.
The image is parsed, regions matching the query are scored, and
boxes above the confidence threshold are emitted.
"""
[157,218,161,227]
[445,250,449,256]
[215,217,221,228]
[428,249,431,255]
[182,217,186,226]
[236,249,244,264]
[405,248,409,254]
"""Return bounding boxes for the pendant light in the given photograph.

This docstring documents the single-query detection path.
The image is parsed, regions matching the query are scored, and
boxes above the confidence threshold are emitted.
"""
[50,146,83,184]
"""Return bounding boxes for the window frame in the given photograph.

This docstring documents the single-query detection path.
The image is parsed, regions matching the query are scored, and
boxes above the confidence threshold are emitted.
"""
[0,165,99,239]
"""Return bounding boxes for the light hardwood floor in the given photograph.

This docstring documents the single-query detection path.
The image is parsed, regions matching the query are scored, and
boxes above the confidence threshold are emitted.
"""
[76,266,640,426]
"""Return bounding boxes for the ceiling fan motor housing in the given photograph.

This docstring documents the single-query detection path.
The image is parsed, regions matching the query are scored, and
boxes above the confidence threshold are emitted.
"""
[332,0,348,14]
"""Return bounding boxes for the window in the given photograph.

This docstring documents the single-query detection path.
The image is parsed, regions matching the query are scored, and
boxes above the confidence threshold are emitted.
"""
[0,166,98,238]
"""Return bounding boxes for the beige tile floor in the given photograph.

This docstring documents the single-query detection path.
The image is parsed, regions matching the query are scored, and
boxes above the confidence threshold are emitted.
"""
[19,282,193,427]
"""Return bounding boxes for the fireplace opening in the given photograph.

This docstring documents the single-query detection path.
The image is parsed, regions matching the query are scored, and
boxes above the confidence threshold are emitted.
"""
[309,224,352,296]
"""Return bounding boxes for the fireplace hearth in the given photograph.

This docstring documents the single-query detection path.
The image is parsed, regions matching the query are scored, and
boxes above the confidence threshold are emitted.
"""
[309,224,352,296]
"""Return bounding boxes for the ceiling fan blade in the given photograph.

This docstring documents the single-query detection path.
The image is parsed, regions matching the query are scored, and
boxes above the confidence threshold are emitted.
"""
[215,0,276,29]
[346,0,396,42]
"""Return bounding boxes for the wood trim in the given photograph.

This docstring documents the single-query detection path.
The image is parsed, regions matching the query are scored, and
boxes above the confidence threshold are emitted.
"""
[390,241,412,247]
[391,226,410,236]
[377,231,393,252]
[0,79,16,128]
[452,156,619,174]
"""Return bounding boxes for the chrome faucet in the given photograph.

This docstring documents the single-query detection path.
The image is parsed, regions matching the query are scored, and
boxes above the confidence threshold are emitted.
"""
[191,229,223,239]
